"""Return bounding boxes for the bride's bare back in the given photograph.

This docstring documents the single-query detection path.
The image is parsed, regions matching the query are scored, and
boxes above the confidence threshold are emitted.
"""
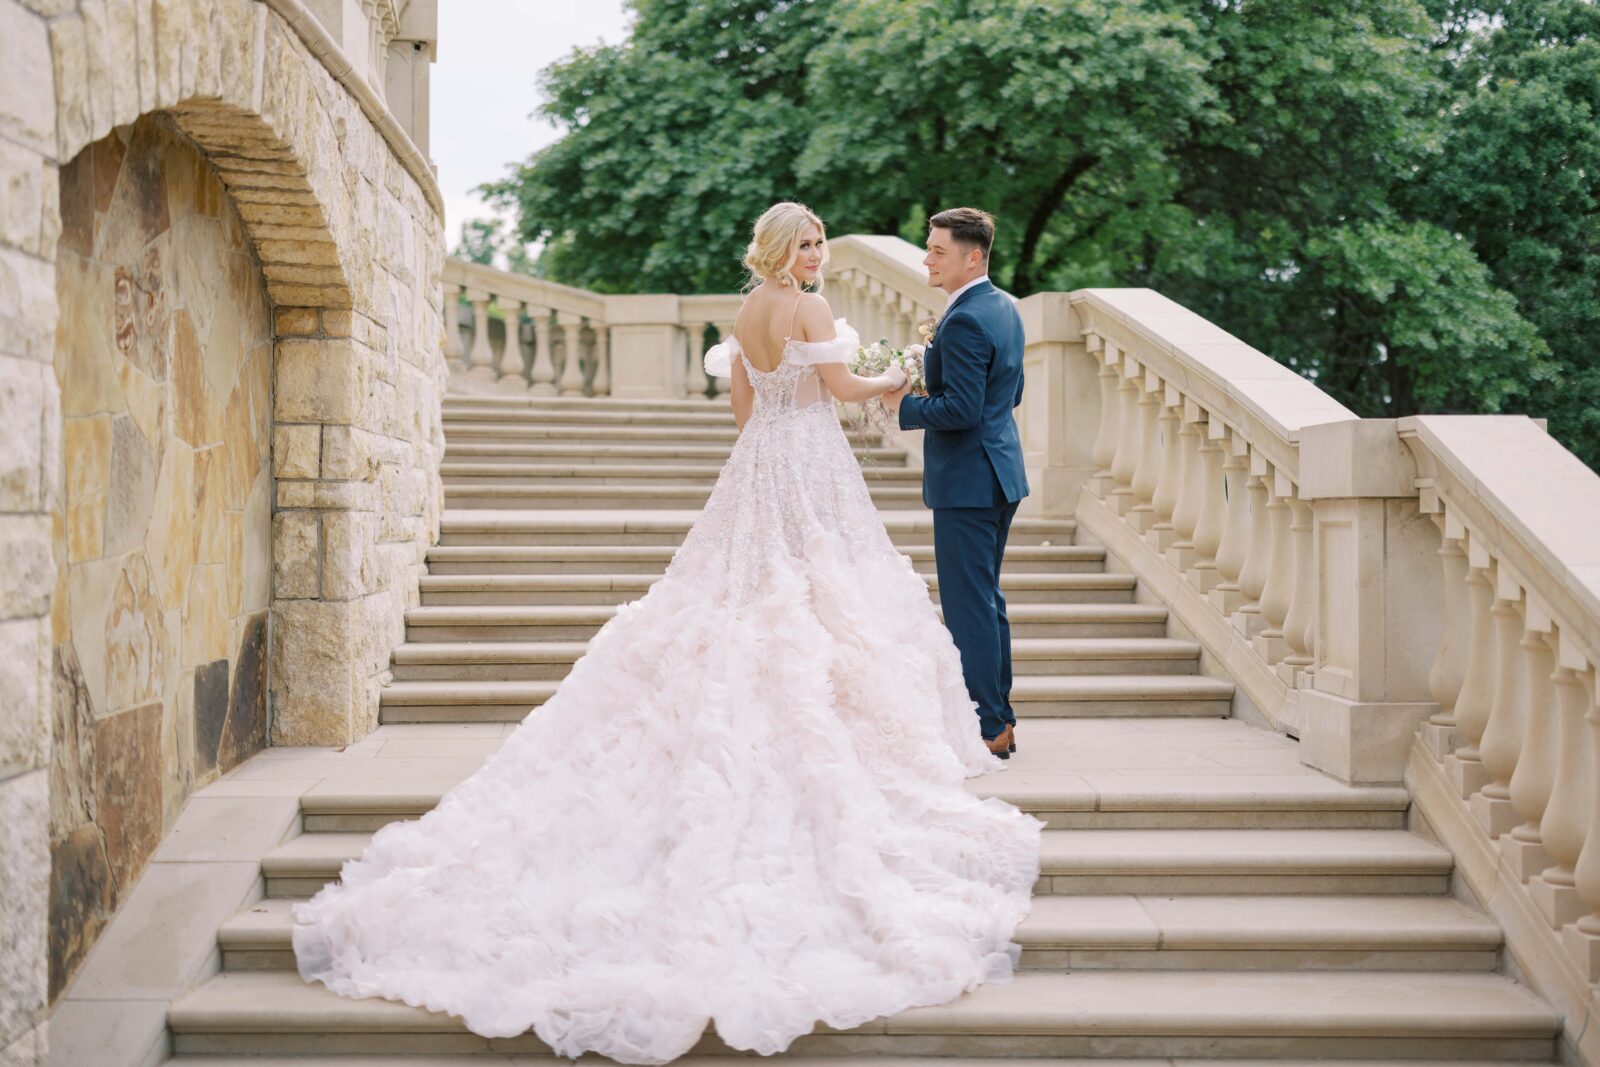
[733,283,811,373]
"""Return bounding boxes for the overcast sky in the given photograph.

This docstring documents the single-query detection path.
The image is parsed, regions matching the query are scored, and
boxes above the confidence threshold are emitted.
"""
[431,2,633,252]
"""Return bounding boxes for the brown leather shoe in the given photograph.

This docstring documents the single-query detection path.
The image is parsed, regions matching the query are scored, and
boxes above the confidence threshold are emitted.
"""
[985,724,1014,760]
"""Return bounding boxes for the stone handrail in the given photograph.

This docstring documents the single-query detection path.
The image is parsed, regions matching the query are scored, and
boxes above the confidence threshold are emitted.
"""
[1399,415,1600,1003]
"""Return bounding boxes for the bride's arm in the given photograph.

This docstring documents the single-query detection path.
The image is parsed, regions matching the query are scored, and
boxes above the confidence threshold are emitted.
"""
[730,351,753,431]
[814,361,904,404]
[793,295,903,403]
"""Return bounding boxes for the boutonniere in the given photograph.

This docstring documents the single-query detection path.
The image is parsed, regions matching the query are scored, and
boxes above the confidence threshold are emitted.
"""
[917,315,939,345]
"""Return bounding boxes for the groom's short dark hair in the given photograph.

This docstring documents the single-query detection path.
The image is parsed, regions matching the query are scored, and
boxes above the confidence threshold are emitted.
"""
[930,207,995,265]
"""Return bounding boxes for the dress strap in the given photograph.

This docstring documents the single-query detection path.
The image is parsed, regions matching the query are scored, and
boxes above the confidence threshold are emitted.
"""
[783,289,805,342]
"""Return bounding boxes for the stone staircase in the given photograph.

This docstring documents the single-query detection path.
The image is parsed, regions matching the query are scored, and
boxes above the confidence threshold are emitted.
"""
[161,395,1564,1063]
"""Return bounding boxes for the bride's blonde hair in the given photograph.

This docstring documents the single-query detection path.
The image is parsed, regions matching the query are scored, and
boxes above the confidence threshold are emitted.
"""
[743,201,828,292]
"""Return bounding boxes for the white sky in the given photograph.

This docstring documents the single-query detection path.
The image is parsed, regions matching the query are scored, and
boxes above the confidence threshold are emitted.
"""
[431,2,633,255]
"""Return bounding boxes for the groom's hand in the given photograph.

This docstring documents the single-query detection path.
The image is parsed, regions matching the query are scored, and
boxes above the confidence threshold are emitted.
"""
[882,378,912,414]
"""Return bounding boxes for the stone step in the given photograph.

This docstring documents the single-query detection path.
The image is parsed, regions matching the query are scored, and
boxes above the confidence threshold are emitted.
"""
[403,603,1170,645]
[291,738,1411,831]
[388,637,1202,682]
[170,1058,1557,1067]
[166,969,1556,1059]
[441,422,886,447]
[441,408,736,428]
[442,393,730,415]
[376,674,1233,723]
[413,572,1139,607]
[443,441,909,466]
[441,482,930,511]
[439,461,925,485]
[217,894,1500,974]
[422,543,1108,576]
[435,509,1077,548]
[257,829,1449,902]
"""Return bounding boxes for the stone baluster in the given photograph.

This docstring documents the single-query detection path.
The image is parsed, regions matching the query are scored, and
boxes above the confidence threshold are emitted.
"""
[1277,493,1316,684]
[443,281,466,373]
[1127,372,1161,533]
[897,294,917,344]
[1568,670,1600,977]
[1449,544,1498,798]
[1251,469,1293,665]
[837,271,858,324]
[495,298,527,393]
[529,306,557,395]
[1087,337,1119,499]
[1474,572,1528,837]
[1423,510,1469,758]
[1502,613,1558,881]
[866,279,886,341]
[684,323,710,399]
[1531,657,1595,930]
[711,321,735,395]
[1232,456,1271,638]
[1107,356,1142,516]
[466,289,495,383]
[591,325,611,396]
[1187,418,1227,592]
[557,312,587,395]
[1146,390,1181,552]
[1166,403,1204,572]
[1208,430,1251,615]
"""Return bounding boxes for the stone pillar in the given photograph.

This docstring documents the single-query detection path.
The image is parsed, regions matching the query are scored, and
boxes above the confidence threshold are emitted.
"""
[443,281,465,373]
[464,289,495,383]
[494,298,527,393]
[529,306,557,395]
[591,325,611,396]
[602,295,683,399]
[556,311,586,396]
[1294,419,1439,783]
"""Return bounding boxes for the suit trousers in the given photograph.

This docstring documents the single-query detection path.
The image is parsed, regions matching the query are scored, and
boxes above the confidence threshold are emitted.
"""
[932,472,1020,741]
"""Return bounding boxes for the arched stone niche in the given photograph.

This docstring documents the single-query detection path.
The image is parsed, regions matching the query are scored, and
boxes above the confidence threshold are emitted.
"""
[48,112,275,1000]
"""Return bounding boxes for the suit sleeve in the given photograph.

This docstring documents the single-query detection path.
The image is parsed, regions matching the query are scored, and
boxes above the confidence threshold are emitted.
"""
[898,313,988,432]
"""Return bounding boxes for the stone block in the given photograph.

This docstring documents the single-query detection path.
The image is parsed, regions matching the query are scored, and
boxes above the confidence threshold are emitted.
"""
[48,821,107,1001]
[320,425,377,482]
[219,610,267,774]
[0,1023,42,1066]
[181,562,227,667]
[190,656,228,777]
[0,616,48,777]
[0,246,57,364]
[321,510,376,599]
[272,423,319,479]
[0,770,47,1038]
[91,700,162,894]
[274,478,375,511]
[0,514,52,621]
[274,337,366,424]
[269,599,364,747]
[271,511,317,599]
[0,139,46,258]
[0,3,56,158]
[102,550,172,713]
[273,307,318,337]
[0,357,41,512]
[48,643,95,840]
[1297,690,1434,785]
[143,438,196,608]
[103,412,157,558]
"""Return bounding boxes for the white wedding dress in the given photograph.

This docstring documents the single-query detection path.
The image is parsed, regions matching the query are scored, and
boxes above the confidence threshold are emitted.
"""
[292,318,1043,1065]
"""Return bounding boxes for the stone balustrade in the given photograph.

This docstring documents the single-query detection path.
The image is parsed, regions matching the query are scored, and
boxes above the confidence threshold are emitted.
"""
[442,259,741,400]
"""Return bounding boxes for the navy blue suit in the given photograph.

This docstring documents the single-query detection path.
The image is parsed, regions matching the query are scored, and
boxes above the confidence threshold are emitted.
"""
[898,279,1029,741]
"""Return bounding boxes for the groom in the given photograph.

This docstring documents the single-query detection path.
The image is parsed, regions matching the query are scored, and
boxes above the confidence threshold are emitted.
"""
[884,207,1028,759]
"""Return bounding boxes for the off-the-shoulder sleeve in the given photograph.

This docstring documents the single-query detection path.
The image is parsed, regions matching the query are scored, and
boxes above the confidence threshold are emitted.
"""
[786,319,860,366]
[703,335,738,377]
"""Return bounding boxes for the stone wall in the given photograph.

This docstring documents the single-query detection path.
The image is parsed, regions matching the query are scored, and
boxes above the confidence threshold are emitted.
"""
[48,113,274,1002]
[0,0,446,1060]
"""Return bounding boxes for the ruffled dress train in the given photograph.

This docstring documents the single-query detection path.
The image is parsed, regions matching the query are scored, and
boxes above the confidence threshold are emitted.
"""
[291,320,1043,1065]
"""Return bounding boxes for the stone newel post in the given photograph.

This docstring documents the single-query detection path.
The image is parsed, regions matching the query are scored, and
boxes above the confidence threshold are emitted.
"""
[603,295,684,399]
[1293,419,1441,783]
[1017,293,1097,518]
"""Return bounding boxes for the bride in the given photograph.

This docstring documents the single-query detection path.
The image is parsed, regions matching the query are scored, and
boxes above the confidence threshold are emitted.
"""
[291,201,1042,1065]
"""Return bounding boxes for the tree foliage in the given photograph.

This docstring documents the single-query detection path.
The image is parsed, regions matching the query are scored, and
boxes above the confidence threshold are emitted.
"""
[482,0,1600,468]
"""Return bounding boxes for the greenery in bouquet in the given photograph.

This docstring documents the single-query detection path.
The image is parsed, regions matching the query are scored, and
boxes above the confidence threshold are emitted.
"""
[843,337,926,463]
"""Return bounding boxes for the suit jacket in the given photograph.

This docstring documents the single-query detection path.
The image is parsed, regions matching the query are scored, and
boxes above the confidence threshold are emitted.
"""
[897,279,1029,509]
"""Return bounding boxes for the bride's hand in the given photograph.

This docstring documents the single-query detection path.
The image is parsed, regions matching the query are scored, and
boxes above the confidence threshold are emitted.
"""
[882,366,908,392]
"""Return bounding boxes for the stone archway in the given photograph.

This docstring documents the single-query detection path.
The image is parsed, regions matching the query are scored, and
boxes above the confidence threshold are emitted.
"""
[0,0,448,1049]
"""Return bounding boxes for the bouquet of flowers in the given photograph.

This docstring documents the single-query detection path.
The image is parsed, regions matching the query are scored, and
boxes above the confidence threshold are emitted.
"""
[850,338,928,395]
